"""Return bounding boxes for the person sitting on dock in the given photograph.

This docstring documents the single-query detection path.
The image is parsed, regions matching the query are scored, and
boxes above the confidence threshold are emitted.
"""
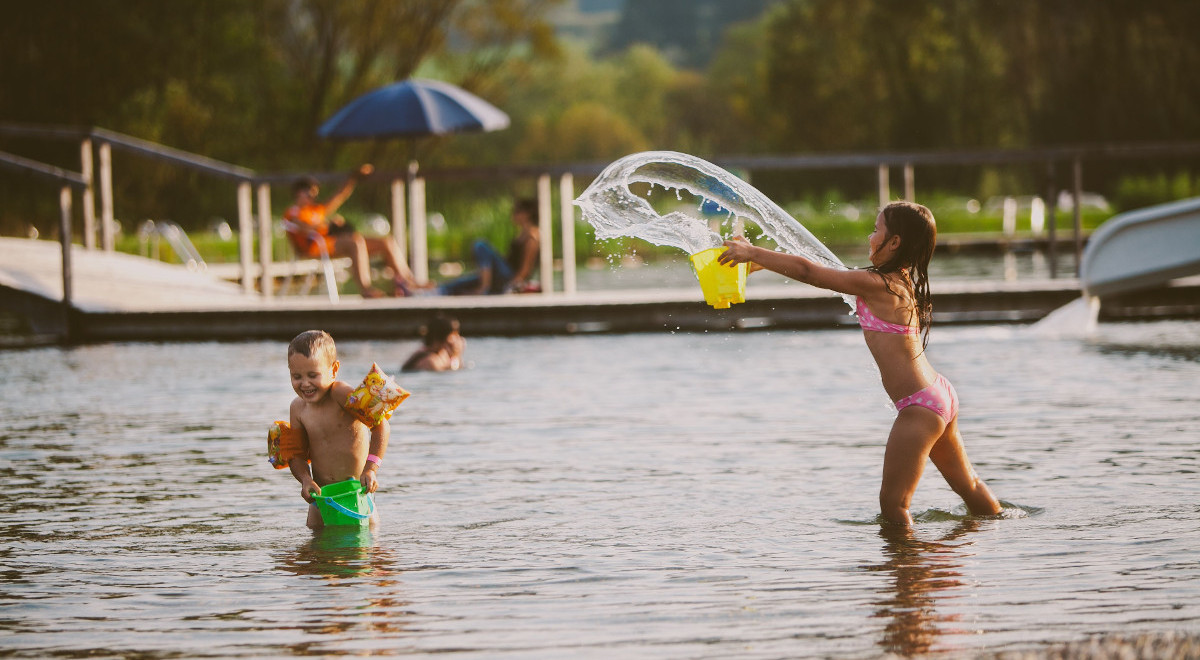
[401,315,465,372]
[284,164,421,298]
[439,199,541,295]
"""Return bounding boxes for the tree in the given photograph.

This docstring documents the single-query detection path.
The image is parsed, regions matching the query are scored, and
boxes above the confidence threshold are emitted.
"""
[0,0,563,229]
[603,0,778,70]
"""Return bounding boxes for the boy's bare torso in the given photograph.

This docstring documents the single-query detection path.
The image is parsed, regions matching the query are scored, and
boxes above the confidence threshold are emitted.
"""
[293,382,370,486]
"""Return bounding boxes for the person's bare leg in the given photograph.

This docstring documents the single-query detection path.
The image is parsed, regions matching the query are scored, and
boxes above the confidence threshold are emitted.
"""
[474,266,493,295]
[363,236,418,294]
[879,408,945,526]
[928,418,1002,516]
[335,234,382,297]
[306,504,323,530]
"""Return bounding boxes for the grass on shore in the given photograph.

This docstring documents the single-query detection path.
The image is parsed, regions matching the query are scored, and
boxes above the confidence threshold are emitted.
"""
[117,192,1112,271]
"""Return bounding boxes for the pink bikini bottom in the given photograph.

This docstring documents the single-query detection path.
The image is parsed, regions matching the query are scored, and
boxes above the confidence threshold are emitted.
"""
[894,373,959,424]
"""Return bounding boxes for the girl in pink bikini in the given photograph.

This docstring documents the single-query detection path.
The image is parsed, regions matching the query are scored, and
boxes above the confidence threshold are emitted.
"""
[718,201,1002,526]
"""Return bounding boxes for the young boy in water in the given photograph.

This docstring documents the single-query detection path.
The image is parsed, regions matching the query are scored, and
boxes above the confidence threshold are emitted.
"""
[287,330,389,529]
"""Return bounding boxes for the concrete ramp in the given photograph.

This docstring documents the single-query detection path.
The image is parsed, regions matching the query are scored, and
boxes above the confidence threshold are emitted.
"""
[1081,197,1200,297]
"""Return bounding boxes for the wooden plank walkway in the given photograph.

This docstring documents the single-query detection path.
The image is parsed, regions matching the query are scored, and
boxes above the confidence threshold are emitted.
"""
[2,237,1197,345]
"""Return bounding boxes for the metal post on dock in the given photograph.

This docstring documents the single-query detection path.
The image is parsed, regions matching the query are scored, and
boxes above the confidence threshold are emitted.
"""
[1072,158,1083,276]
[903,162,915,201]
[58,185,74,340]
[559,173,577,295]
[877,164,890,209]
[237,181,254,293]
[1045,161,1058,278]
[537,174,554,295]
[256,182,273,298]
[80,138,96,249]
[98,141,115,252]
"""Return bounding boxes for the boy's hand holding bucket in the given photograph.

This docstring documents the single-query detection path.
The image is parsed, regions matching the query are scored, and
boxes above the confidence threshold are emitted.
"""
[302,479,320,503]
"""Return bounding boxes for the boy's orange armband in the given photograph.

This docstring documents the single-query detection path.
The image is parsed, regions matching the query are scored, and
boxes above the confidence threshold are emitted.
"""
[344,363,410,428]
[267,420,308,469]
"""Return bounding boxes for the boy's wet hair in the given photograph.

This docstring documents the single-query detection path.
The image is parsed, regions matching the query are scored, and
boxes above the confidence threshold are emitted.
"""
[289,329,337,365]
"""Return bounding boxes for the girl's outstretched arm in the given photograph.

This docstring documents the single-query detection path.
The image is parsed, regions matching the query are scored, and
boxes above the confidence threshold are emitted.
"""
[718,238,881,297]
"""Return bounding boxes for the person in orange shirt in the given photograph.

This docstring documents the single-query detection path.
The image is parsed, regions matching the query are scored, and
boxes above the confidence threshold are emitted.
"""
[284,164,419,298]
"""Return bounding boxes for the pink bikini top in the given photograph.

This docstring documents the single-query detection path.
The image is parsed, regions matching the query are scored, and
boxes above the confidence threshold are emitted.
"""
[855,296,918,335]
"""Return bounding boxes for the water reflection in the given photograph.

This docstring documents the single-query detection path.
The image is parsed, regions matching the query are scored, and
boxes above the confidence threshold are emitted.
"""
[865,519,982,657]
[278,526,391,579]
[276,527,412,651]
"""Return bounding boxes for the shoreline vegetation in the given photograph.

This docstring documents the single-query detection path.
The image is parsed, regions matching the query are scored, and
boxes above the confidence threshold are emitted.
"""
[106,192,1112,278]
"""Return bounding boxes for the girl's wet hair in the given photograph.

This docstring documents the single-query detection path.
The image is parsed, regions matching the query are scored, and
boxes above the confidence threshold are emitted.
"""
[289,329,337,365]
[871,201,937,348]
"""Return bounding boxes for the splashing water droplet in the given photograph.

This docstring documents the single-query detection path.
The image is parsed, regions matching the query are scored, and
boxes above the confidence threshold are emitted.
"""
[574,151,852,308]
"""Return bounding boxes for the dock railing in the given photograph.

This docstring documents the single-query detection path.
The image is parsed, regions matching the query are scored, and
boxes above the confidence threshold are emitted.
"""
[5,121,1200,301]
[0,148,88,339]
[0,123,269,295]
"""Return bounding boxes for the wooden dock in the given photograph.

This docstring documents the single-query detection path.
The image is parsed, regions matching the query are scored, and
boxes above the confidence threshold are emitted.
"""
[2,238,1198,345]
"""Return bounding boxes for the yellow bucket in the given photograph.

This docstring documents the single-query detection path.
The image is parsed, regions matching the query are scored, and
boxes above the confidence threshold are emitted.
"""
[689,247,747,309]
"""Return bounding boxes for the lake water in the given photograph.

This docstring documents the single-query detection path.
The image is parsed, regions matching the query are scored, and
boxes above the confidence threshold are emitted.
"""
[2,319,1198,658]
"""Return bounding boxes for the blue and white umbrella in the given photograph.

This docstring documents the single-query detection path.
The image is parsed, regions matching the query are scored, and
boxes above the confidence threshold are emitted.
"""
[318,78,509,140]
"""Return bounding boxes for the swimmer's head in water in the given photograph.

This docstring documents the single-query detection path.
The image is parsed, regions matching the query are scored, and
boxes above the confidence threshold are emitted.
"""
[421,316,460,347]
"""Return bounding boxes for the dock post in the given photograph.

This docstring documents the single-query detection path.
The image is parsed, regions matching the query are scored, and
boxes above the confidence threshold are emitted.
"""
[237,181,254,293]
[903,162,915,201]
[58,185,74,341]
[1072,157,1083,276]
[538,174,553,294]
[1002,197,1017,237]
[1045,161,1058,278]
[98,141,115,252]
[559,173,576,295]
[877,164,890,208]
[410,177,428,284]
[390,178,410,270]
[80,138,95,249]
[256,182,273,298]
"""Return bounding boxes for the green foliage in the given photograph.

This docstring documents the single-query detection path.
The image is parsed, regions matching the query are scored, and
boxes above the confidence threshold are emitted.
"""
[600,0,776,69]
[1113,173,1200,212]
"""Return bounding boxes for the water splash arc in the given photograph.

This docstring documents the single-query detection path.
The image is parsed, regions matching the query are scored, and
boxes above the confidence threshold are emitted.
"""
[574,151,848,279]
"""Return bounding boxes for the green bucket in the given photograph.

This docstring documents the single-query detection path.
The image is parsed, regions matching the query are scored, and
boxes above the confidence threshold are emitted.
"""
[310,478,374,527]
